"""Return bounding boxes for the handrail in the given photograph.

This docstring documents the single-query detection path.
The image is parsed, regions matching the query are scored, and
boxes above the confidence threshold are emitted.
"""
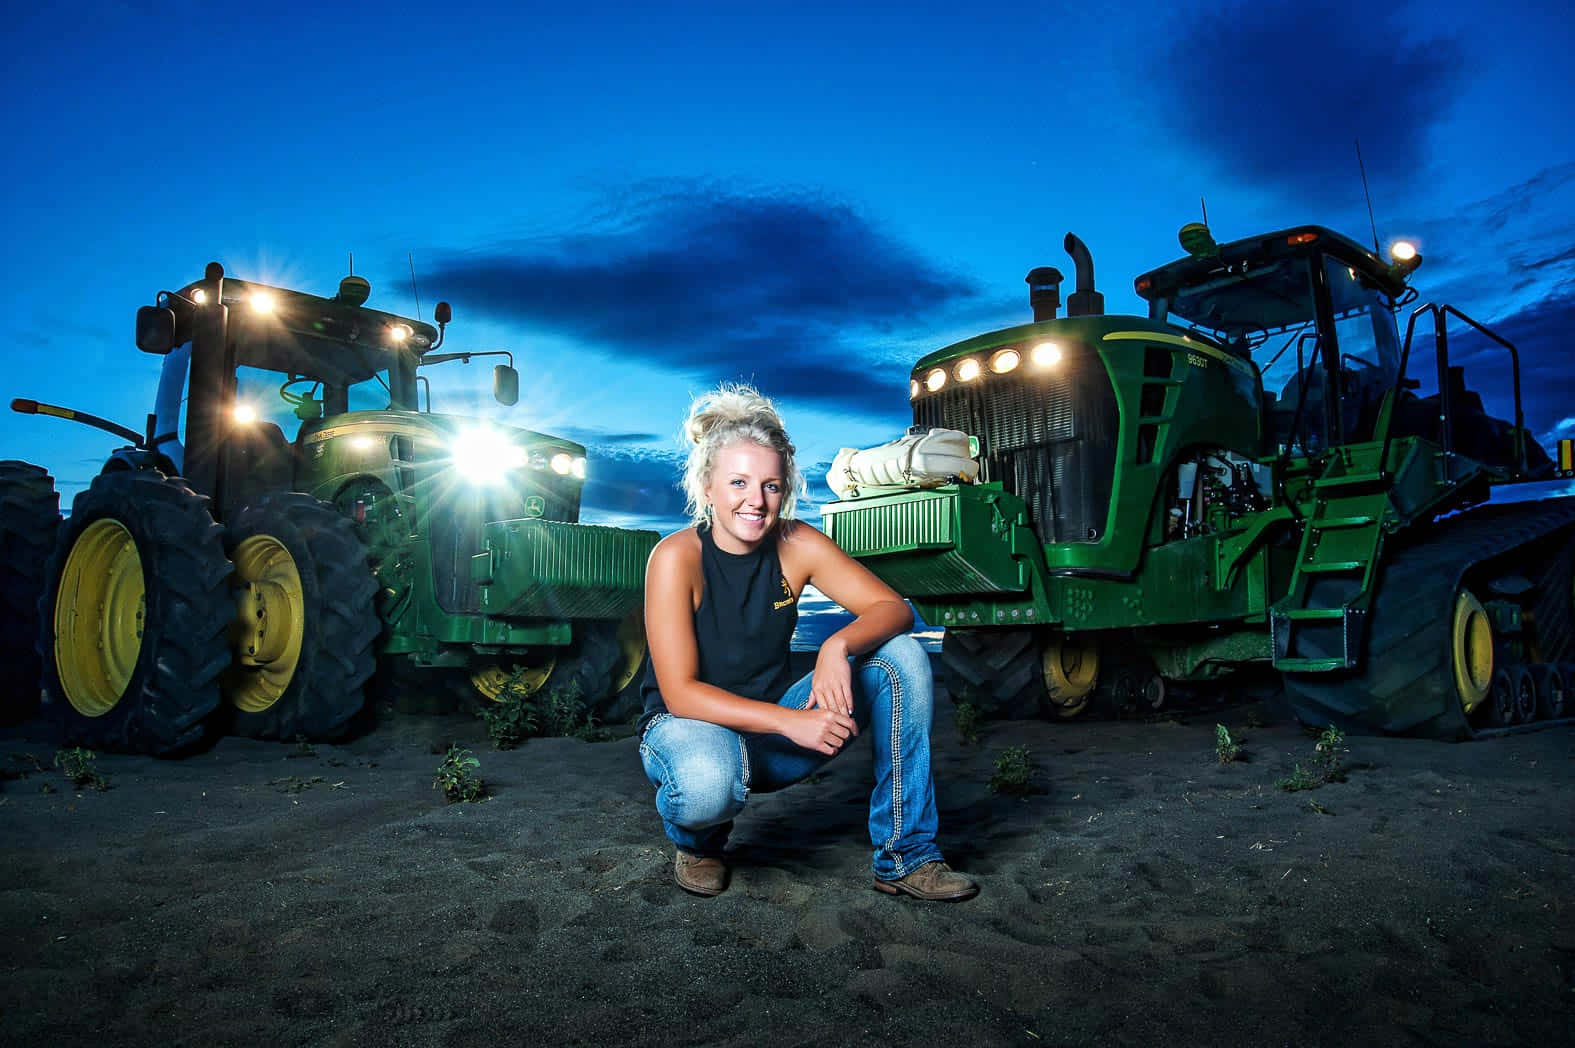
[1381,302,1526,479]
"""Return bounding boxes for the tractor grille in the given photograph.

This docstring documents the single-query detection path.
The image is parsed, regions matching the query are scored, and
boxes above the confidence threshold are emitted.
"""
[913,349,1117,544]
[424,464,584,614]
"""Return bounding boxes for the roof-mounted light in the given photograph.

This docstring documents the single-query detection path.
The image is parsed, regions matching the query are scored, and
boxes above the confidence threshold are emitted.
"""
[1388,239,1423,280]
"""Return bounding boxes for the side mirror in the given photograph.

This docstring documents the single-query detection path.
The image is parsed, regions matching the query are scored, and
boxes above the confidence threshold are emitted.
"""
[494,364,519,406]
[136,306,177,354]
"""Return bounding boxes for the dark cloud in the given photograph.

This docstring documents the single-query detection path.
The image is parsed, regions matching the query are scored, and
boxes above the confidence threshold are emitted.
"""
[554,427,663,446]
[421,182,979,417]
[1158,2,1466,206]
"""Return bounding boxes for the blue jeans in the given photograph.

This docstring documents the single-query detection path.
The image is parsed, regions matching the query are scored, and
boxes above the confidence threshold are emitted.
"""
[637,634,944,881]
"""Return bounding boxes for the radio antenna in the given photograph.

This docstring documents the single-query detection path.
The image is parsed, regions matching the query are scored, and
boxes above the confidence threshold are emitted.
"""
[1355,138,1380,254]
[347,251,354,275]
[1200,196,1209,226]
[408,252,423,319]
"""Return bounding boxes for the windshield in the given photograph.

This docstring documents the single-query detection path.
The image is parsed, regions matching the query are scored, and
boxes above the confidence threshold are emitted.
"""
[1156,253,1402,450]
[224,367,396,444]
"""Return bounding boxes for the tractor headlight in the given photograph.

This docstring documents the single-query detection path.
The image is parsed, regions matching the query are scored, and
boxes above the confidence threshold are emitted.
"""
[1031,341,1062,367]
[550,452,574,476]
[451,428,525,485]
[990,348,1021,374]
[954,358,982,382]
[247,290,276,315]
[909,378,920,400]
[925,367,947,392]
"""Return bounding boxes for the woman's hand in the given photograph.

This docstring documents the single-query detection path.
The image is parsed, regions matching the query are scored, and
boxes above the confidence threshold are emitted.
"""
[808,638,854,716]
[782,706,857,755]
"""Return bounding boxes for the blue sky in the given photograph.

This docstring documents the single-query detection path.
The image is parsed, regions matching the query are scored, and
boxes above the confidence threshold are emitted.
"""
[5,0,1573,546]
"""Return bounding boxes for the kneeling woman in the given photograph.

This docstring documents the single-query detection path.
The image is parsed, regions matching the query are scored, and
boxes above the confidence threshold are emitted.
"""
[637,383,977,901]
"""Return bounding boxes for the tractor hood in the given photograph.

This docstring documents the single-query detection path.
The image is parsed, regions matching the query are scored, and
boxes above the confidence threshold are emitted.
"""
[299,410,587,491]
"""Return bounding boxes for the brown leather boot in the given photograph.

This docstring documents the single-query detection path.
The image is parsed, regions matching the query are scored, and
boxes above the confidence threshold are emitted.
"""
[872,861,979,901]
[674,849,730,896]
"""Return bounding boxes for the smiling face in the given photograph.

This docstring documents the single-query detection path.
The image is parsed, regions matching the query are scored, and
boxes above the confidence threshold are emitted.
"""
[704,440,785,554]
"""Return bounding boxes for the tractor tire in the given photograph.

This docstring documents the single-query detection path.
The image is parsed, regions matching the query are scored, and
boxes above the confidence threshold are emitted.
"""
[936,628,1045,719]
[0,461,60,723]
[542,620,626,719]
[39,470,231,755]
[223,494,381,741]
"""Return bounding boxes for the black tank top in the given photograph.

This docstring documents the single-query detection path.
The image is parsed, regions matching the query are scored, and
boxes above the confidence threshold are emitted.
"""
[640,523,799,730]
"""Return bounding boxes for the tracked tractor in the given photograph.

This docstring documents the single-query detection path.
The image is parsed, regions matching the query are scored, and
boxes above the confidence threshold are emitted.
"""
[822,225,1575,738]
[5,263,656,754]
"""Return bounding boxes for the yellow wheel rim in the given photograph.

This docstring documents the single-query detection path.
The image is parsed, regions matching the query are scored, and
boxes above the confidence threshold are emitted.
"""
[54,518,145,717]
[1451,589,1493,715]
[226,534,306,714]
[613,611,647,694]
[1043,634,1099,719]
[470,658,554,703]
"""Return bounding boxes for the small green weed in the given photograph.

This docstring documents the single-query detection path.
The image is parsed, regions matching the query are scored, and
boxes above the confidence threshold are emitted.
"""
[54,748,108,791]
[1275,725,1348,792]
[1215,724,1242,764]
[268,775,327,794]
[481,674,540,750]
[481,676,595,748]
[954,701,982,746]
[434,745,485,803]
[989,745,1035,796]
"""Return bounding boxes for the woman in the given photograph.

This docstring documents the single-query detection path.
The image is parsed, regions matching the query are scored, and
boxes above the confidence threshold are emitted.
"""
[638,383,977,901]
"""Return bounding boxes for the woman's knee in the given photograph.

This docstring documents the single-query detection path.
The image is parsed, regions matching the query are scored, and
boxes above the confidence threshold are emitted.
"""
[863,634,933,693]
[640,721,748,828]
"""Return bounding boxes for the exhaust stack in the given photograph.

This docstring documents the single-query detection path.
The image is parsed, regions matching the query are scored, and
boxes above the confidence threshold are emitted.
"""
[1063,232,1104,317]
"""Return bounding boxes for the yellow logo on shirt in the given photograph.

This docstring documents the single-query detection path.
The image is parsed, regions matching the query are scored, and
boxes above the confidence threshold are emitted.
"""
[773,575,797,611]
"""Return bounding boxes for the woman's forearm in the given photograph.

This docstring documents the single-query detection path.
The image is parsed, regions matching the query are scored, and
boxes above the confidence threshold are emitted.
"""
[821,599,913,659]
[661,678,798,735]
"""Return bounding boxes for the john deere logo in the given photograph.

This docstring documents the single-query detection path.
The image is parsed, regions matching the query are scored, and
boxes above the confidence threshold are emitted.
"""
[523,495,545,518]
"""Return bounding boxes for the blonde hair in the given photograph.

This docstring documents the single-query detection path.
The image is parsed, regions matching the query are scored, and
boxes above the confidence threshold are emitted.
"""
[681,382,804,527]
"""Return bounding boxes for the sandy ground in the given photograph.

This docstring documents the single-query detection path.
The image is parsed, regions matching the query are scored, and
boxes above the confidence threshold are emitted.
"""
[2,669,1573,1048]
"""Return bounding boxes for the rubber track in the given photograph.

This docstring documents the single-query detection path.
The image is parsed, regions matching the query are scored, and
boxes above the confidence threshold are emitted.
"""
[1284,496,1575,738]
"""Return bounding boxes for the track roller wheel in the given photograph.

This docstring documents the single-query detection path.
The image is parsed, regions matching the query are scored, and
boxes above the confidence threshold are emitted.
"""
[1537,664,1570,720]
[0,461,60,723]
[222,494,381,740]
[1507,664,1537,724]
[1043,633,1099,719]
[1486,668,1516,726]
[40,471,231,754]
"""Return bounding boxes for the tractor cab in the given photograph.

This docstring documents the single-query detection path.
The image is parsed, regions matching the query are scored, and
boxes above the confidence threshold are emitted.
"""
[1136,225,1410,457]
[135,263,519,520]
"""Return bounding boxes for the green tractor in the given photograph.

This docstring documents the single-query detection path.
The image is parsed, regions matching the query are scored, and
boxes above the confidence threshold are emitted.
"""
[822,225,1575,738]
[5,262,656,754]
